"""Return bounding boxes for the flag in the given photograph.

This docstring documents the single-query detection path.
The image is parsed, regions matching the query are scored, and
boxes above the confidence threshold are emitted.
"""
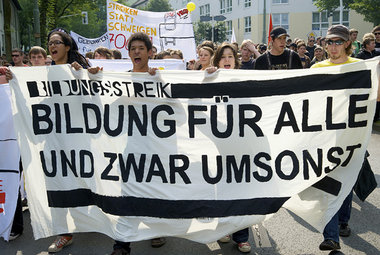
[268,14,273,44]
[230,27,237,43]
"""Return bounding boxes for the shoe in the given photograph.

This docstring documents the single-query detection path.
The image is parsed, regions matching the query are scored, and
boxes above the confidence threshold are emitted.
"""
[151,237,166,248]
[339,224,351,237]
[111,248,130,255]
[319,239,341,251]
[219,235,231,243]
[8,232,21,241]
[237,242,251,253]
[48,235,73,253]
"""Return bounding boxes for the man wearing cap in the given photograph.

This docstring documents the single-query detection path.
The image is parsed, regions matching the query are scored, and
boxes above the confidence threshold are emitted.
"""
[254,27,302,70]
[311,24,360,251]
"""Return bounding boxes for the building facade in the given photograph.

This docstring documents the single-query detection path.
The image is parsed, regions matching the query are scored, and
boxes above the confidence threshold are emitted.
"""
[0,0,22,56]
[169,0,373,45]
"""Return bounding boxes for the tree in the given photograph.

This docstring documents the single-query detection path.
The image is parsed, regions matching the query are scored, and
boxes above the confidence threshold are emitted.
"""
[313,0,380,25]
[144,0,173,12]
[194,21,227,44]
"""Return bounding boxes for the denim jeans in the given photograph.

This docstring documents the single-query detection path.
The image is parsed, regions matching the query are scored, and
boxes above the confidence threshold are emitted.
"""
[232,228,249,243]
[323,190,353,243]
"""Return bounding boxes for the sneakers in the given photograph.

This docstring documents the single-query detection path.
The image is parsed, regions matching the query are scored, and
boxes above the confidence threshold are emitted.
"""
[111,248,130,255]
[219,235,231,243]
[339,224,351,237]
[151,237,166,248]
[319,239,341,251]
[237,242,252,253]
[8,232,22,241]
[48,235,73,253]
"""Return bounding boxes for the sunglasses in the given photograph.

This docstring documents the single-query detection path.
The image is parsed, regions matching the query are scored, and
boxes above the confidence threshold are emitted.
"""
[374,32,380,36]
[12,54,20,57]
[326,40,345,46]
[48,40,65,47]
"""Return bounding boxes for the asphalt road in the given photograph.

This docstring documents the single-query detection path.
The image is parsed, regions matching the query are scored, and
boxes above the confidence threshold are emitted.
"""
[2,128,380,255]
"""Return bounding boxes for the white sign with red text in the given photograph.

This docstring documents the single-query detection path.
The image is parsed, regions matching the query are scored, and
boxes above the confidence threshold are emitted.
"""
[106,0,196,60]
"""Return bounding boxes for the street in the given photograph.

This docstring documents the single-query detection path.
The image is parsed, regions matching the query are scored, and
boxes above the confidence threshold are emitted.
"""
[1,128,380,255]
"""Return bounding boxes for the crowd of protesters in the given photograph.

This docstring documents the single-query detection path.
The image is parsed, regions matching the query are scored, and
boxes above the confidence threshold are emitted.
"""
[1,23,380,255]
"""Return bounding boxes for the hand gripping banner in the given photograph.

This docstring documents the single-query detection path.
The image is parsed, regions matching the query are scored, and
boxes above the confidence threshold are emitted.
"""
[8,58,379,242]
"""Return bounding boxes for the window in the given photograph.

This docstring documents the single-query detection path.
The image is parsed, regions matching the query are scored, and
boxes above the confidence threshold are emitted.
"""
[244,0,251,8]
[226,20,232,36]
[272,13,288,29]
[312,11,329,31]
[220,0,232,14]
[273,0,288,4]
[244,16,251,33]
[332,10,349,27]
[200,4,210,16]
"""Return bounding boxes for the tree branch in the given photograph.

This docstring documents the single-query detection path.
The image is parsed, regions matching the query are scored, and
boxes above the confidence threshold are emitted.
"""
[58,0,76,18]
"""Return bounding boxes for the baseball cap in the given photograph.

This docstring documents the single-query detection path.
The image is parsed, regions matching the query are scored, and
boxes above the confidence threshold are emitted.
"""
[326,25,350,41]
[270,27,289,39]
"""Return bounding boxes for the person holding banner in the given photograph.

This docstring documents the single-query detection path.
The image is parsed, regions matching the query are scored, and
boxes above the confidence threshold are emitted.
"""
[206,43,251,253]
[45,29,90,253]
[109,32,160,255]
[311,24,360,251]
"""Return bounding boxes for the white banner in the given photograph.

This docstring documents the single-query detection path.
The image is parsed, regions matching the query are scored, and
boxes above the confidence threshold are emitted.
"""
[9,59,379,243]
[89,59,186,71]
[70,31,111,56]
[107,0,196,60]
[0,84,20,241]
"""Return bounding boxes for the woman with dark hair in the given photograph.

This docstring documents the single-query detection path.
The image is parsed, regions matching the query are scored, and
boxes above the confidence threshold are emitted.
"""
[206,43,251,253]
[47,31,89,68]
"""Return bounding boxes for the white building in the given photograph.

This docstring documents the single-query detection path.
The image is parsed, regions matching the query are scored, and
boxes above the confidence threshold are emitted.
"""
[169,0,373,44]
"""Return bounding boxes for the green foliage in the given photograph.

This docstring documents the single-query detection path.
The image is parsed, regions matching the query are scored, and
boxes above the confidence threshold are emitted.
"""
[313,0,380,25]
[144,0,173,12]
[194,21,227,44]
[18,0,107,49]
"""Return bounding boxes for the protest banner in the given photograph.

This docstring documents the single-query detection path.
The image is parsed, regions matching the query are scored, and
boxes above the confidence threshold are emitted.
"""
[106,0,196,60]
[9,59,379,243]
[0,84,20,241]
[89,59,186,71]
[70,31,110,56]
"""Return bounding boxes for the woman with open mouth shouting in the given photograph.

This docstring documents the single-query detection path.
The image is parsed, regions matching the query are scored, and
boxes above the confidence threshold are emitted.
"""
[206,43,240,74]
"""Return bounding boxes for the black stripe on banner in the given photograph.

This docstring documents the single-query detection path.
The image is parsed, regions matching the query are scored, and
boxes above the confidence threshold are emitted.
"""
[0,139,17,142]
[0,169,19,174]
[47,189,290,218]
[312,176,342,196]
[171,70,371,99]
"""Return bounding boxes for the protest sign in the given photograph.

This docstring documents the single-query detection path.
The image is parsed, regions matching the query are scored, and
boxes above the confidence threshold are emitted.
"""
[9,59,379,242]
[0,84,20,241]
[89,59,186,71]
[70,31,110,55]
[106,0,196,60]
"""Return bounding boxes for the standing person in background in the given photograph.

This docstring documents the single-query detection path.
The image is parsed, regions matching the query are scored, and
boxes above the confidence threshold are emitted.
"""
[11,49,28,67]
[297,41,311,68]
[94,46,113,59]
[310,45,326,66]
[349,28,361,56]
[311,24,360,251]
[28,46,47,66]
[372,26,380,53]
[240,39,260,69]
[197,46,214,70]
[206,43,251,253]
[356,33,380,60]
[254,27,302,70]
[306,36,316,59]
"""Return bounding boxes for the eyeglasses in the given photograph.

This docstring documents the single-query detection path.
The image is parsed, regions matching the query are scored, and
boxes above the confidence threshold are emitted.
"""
[11,54,20,57]
[326,39,345,46]
[374,32,380,36]
[48,40,65,47]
